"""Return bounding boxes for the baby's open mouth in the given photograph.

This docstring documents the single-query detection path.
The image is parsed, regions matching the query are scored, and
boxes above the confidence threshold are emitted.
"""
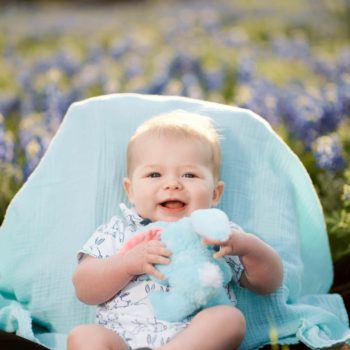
[160,200,185,209]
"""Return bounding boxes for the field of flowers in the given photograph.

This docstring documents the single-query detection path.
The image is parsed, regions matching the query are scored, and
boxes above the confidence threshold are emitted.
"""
[0,0,349,262]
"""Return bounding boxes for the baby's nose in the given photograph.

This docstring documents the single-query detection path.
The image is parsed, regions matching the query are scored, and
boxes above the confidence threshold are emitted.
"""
[163,178,183,190]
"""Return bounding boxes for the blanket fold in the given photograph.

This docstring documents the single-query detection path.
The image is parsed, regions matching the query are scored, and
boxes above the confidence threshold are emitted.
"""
[0,295,37,343]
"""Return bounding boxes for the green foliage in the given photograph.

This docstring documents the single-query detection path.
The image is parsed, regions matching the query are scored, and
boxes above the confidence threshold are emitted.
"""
[0,162,23,220]
[324,169,350,261]
[287,122,350,262]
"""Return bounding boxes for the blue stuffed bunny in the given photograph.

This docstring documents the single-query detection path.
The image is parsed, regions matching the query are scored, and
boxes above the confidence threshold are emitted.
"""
[145,208,234,322]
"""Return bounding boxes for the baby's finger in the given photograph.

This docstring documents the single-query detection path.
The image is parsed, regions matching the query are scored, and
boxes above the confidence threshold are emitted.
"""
[147,244,172,257]
[148,253,171,265]
[213,246,232,258]
[147,240,167,249]
[145,264,166,280]
[148,238,165,244]
[202,238,223,246]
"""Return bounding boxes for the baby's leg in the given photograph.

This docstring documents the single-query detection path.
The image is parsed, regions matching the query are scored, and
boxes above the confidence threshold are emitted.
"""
[157,305,246,350]
[67,324,129,350]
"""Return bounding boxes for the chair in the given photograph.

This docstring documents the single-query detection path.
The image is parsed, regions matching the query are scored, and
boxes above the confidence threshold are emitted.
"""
[0,93,349,350]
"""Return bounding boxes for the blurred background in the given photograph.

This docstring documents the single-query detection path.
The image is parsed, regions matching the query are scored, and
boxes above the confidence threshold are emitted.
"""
[0,0,349,264]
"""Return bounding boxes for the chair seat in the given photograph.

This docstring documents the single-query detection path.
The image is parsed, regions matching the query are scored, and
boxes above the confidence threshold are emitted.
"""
[1,331,349,350]
[0,331,49,350]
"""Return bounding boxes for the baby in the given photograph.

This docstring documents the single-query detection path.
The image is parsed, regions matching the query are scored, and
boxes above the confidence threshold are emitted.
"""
[67,110,283,350]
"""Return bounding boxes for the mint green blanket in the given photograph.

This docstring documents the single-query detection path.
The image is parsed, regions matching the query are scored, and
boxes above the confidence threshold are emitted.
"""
[0,93,349,349]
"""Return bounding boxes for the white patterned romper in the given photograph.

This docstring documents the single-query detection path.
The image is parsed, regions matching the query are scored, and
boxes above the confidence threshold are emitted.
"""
[78,203,244,349]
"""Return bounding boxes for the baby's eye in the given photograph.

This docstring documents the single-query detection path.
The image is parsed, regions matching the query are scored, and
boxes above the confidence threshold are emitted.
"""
[148,172,161,178]
[183,173,196,178]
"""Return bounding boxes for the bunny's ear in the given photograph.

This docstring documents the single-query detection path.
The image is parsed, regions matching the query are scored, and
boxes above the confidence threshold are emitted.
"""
[190,208,231,241]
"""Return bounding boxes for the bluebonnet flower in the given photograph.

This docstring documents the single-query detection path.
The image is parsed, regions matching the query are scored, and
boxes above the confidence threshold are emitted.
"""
[168,54,203,81]
[319,84,344,133]
[32,57,56,76]
[22,135,49,179]
[337,74,350,117]
[87,45,103,64]
[236,56,256,84]
[336,47,350,77]
[280,84,328,147]
[180,73,204,99]
[17,68,36,94]
[312,134,346,172]
[72,63,104,96]
[271,34,311,60]
[19,95,36,119]
[145,74,170,95]
[109,38,131,60]
[43,83,68,132]
[124,54,145,80]
[312,56,337,81]
[19,113,52,178]
[204,66,225,92]
[0,114,15,164]
[166,54,208,92]
[0,94,20,117]
[235,78,282,126]
[312,48,350,81]
[55,50,80,76]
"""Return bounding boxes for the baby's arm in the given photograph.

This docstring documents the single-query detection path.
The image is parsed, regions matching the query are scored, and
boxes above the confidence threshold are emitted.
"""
[205,229,283,294]
[73,239,171,305]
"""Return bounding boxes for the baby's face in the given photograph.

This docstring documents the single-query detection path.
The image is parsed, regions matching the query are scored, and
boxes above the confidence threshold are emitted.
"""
[123,134,224,222]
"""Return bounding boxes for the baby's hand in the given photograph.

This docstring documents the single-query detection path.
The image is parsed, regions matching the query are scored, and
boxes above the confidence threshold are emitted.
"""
[203,229,242,258]
[121,239,171,280]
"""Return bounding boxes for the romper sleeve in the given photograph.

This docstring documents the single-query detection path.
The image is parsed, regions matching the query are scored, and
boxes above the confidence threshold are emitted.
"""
[77,216,125,261]
[224,221,245,284]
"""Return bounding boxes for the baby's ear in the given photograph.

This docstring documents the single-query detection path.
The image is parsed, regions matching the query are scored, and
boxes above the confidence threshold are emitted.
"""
[190,208,230,241]
[212,181,225,206]
[123,177,134,203]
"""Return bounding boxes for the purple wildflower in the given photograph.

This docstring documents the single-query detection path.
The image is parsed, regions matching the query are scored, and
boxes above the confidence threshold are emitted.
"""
[271,34,311,60]
[19,114,52,179]
[236,56,256,84]
[336,47,350,77]
[235,78,282,126]
[312,134,346,172]
[0,94,20,117]
[0,114,15,164]
[280,83,343,148]
[338,75,350,116]
[320,84,344,133]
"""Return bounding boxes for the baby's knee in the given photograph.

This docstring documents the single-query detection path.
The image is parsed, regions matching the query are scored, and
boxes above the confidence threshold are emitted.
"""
[221,306,246,342]
[230,307,246,338]
[67,325,87,349]
[67,324,127,350]
[67,325,103,350]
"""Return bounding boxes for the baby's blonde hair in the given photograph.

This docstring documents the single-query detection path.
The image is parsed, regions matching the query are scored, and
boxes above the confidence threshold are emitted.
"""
[127,110,222,180]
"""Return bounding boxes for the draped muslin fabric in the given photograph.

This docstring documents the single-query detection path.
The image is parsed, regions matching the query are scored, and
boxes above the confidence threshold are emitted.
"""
[0,94,349,349]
